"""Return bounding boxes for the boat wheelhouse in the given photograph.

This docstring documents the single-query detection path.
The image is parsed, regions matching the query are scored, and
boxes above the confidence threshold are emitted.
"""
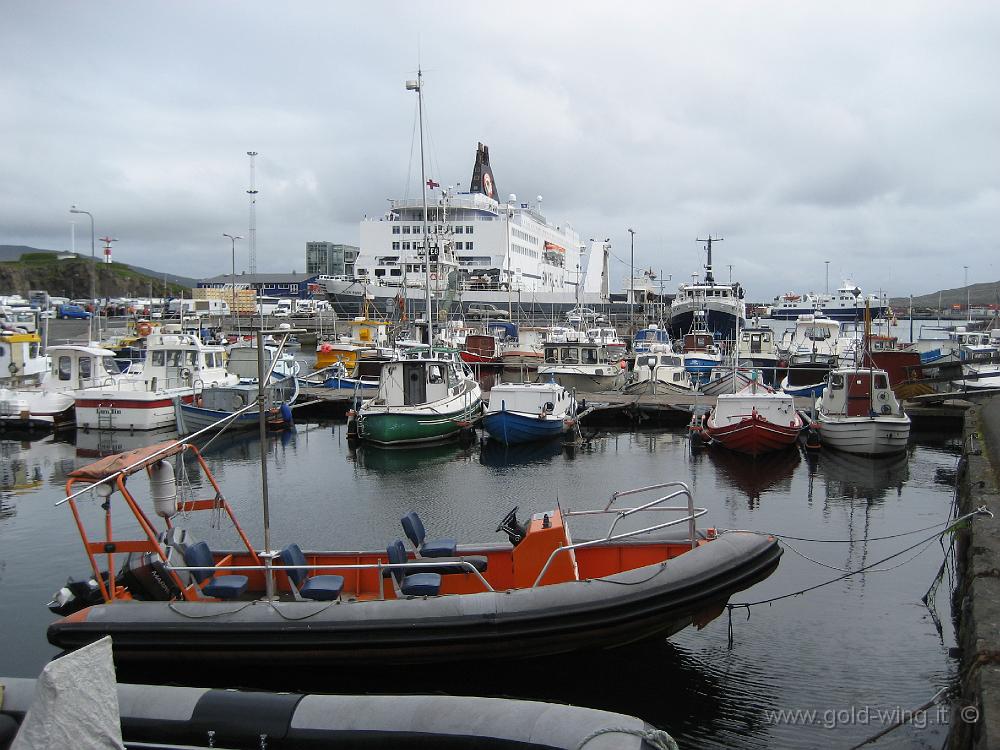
[779,314,841,397]
[624,350,693,395]
[632,325,672,353]
[0,329,47,385]
[356,356,482,445]
[737,326,781,385]
[537,343,623,391]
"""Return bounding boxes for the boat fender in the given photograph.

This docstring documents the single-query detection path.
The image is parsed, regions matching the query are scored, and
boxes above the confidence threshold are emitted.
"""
[7,362,17,374]
[149,460,178,519]
[881,404,891,415]
[279,402,293,426]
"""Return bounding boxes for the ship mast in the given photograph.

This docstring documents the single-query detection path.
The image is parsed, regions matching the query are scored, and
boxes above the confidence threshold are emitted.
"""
[697,235,723,284]
[406,69,432,334]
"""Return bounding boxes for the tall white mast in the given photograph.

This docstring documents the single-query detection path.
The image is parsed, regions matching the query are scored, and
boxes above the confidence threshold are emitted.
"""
[406,69,432,331]
[247,151,259,275]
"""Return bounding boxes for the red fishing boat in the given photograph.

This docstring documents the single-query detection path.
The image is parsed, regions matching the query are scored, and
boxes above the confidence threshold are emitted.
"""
[461,333,501,364]
[706,377,803,456]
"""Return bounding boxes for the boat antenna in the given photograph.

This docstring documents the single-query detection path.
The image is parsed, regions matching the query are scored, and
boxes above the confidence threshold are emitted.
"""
[406,68,432,334]
[696,235,723,284]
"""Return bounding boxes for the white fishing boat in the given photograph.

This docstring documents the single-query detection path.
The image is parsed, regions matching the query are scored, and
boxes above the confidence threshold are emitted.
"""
[0,345,122,430]
[623,348,693,395]
[74,331,238,431]
[537,342,623,391]
[816,367,911,455]
[584,327,627,359]
[737,325,781,385]
[0,326,48,385]
[779,313,841,397]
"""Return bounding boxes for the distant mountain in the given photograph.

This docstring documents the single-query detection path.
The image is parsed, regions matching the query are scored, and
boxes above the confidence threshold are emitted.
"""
[889,281,1000,310]
[0,245,197,288]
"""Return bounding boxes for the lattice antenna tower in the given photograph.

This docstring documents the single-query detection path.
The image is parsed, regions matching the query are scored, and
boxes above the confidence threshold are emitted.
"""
[247,151,259,274]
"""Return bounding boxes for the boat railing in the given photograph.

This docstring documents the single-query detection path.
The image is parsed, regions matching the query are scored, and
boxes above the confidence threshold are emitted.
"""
[167,558,494,599]
[534,482,706,587]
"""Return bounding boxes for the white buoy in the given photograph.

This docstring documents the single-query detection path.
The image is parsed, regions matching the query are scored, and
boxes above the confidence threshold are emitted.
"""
[149,460,177,518]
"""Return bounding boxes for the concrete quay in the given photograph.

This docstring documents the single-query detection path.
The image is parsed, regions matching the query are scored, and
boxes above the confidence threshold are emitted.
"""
[952,397,1000,749]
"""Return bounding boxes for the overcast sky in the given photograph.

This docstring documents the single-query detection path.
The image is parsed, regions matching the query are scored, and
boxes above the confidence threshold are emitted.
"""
[2,2,997,300]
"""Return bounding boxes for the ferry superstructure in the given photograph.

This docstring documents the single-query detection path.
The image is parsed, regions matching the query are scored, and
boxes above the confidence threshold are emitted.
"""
[667,236,746,341]
[322,143,610,317]
[768,282,887,321]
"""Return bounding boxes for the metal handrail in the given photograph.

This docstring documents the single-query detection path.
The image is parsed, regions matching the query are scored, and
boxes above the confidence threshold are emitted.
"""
[533,482,704,588]
[168,559,494,596]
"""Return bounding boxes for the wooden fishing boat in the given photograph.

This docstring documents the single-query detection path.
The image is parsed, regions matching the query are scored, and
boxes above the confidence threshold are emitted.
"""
[47,441,782,666]
[355,356,483,445]
[460,333,501,364]
[706,377,803,456]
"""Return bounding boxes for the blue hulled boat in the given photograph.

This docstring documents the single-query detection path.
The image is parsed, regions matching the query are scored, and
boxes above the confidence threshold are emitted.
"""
[483,381,575,445]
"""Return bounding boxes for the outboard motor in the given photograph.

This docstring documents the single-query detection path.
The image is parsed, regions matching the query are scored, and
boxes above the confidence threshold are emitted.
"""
[48,573,113,616]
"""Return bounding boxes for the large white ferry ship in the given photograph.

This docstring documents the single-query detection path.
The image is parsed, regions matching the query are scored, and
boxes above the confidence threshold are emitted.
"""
[322,143,611,318]
[768,282,887,320]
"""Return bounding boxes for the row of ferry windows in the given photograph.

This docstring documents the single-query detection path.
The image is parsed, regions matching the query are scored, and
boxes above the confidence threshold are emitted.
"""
[512,228,537,246]
[511,243,538,259]
[392,225,474,235]
[391,242,473,251]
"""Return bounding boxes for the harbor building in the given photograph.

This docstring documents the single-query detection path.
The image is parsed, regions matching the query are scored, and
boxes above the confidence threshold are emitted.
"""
[197,272,320,301]
[306,242,359,278]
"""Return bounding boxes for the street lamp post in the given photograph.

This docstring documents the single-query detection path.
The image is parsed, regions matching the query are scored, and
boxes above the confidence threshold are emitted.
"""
[69,206,96,341]
[224,234,243,334]
[627,228,636,332]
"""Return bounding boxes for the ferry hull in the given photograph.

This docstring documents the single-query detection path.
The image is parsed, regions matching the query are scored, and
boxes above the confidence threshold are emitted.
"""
[483,411,568,445]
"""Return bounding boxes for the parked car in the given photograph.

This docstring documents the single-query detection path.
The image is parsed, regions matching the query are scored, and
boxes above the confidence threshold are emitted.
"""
[565,307,606,325]
[56,304,92,320]
[465,303,510,321]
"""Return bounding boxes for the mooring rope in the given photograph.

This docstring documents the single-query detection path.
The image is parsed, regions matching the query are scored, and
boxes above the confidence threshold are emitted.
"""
[575,726,679,750]
[724,506,992,647]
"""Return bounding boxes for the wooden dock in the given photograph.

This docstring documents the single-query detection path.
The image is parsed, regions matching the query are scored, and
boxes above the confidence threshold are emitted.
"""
[293,386,969,426]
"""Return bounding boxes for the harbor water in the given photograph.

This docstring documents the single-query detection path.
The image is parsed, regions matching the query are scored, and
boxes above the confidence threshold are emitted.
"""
[0,416,962,749]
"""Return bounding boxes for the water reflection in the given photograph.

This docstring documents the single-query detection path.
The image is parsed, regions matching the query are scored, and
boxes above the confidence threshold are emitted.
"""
[821,450,909,503]
[702,446,801,508]
[349,440,475,473]
[478,436,565,468]
[74,427,178,459]
[0,436,78,491]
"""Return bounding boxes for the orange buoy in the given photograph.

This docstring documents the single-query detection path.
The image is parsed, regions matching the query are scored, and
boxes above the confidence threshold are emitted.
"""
[137,322,153,337]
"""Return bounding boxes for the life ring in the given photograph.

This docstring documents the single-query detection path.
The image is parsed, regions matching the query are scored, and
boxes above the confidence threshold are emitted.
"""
[8,362,18,374]
[431,273,438,281]
[137,322,153,337]
[180,367,192,381]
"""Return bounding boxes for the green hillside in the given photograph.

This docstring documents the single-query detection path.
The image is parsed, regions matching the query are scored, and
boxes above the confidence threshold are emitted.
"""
[0,253,188,299]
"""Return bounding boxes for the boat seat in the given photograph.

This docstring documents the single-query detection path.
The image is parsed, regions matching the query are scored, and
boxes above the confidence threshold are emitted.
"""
[387,539,441,597]
[278,543,344,602]
[401,511,457,558]
[380,555,488,578]
[183,541,249,600]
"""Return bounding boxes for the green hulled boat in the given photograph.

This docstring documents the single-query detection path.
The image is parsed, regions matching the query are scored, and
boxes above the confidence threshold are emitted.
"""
[356,357,483,445]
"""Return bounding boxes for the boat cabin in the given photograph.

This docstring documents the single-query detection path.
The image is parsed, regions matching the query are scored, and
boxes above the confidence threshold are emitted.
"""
[464,334,499,360]
[135,333,233,390]
[633,325,671,352]
[486,381,573,416]
[681,333,718,354]
[824,368,901,417]
[0,330,47,382]
[347,318,390,348]
[374,358,471,407]
[740,328,777,355]
[542,343,608,365]
[47,345,120,389]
